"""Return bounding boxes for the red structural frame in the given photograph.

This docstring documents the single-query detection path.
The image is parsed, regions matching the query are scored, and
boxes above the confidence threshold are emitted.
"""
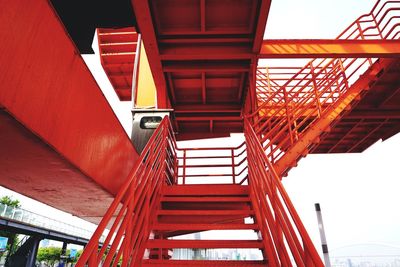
[2,0,400,266]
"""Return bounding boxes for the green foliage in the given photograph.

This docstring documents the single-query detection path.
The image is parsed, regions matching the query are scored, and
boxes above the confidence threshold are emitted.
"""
[36,247,83,265]
[0,234,18,258]
[37,247,61,265]
[0,196,21,208]
[0,195,21,255]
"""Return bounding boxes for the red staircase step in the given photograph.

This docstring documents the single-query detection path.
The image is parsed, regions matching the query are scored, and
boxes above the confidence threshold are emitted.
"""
[98,30,138,43]
[142,260,267,267]
[99,42,138,53]
[162,202,251,211]
[147,183,261,265]
[157,210,254,216]
[147,239,263,249]
[161,197,251,202]
[152,223,258,231]
[101,53,136,64]
[163,185,249,196]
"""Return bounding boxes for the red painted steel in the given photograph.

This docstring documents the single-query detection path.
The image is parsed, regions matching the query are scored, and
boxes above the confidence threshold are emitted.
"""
[253,0,400,175]
[259,39,400,58]
[313,60,400,153]
[97,27,139,101]
[76,117,177,266]
[131,0,272,140]
[0,0,138,201]
[3,0,400,265]
[176,142,247,185]
[244,118,324,266]
[145,182,266,265]
[77,116,324,265]
[0,110,115,224]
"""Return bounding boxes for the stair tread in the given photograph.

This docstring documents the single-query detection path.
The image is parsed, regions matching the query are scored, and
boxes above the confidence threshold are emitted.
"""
[157,210,254,215]
[164,185,249,196]
[147,239,263,249]
[152,223,258,231]
[142,260,266,266]
[161,197,251,202]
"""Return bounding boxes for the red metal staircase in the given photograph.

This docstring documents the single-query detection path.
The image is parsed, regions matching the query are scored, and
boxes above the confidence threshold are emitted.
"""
[142,184,266,267]
[97,27,139,101]
[76,117,324,266]
[252,0,400,176]
[74,1,400,266]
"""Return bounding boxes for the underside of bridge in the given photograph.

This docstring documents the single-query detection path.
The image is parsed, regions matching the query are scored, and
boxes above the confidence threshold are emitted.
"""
[1,0,400,266]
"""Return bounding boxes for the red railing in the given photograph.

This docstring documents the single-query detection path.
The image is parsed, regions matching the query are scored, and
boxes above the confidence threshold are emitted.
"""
[76,117,177,266]
[252,0,400,165]
[176,142,248,185]
[244,118,324,267]
[75,115,326,265]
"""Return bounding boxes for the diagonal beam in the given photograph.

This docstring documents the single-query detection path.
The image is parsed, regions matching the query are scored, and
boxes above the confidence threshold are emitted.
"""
[260,39,400,58]
[131,0,170,108]
[273,59,396,176]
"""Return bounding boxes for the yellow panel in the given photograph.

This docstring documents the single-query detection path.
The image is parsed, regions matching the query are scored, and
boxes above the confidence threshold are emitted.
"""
[136,41,157,108]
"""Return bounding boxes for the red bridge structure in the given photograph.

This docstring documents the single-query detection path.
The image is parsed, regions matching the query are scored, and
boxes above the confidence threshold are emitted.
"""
[1,0,400,266]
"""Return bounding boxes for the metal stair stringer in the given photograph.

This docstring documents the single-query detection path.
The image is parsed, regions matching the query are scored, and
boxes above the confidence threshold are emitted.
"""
[273,58,396,177]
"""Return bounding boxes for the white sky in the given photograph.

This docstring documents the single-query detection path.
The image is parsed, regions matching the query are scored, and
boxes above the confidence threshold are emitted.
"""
[1,0,399,261]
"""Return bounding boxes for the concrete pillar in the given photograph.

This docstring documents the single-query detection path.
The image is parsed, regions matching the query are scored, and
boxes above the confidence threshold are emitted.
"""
[25,236,41,267]
[59,242,68,267]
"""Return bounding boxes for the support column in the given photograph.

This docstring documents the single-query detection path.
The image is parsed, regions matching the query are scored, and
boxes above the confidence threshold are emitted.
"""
[59,242,68,267]
[4,234,15,265]
[25,236,41,267]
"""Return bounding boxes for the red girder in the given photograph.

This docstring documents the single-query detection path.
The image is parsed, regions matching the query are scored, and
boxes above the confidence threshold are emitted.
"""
[132,0,272,140]
[0,0,138,223]
[97,27,139,101]
[253,0,400,174]
[260,39,400,58]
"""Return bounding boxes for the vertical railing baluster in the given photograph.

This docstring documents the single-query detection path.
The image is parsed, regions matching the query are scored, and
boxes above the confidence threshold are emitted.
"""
[310,63,322,118]
[231,148,236,184]
[283,85,294,146]
[338,59,349,95]
[182,150,187,185]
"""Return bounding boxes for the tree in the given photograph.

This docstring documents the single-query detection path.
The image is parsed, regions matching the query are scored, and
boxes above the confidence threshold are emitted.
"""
[0,196,21,256]
[37,247,62,266]
[0,196,21,208]
[36,247,83,266]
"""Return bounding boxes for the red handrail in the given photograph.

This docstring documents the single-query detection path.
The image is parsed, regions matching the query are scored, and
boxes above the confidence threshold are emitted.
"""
[76,117,177,266]
[252,0,400,165]
[75,116,327,265]
[244,118,324,267]
[176,142,248,185]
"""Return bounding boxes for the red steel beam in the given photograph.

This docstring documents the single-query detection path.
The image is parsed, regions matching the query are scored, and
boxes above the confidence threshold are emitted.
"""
[131,0,170,108]
[327,120,363,153]
[347,109,400,119]
[162,62,250,73]
[348,119,389,152]
[159,45,253,60]
[0,0,138,198]
[260,39,400,58]
[175,116,242,121]
[252,0,272,52]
